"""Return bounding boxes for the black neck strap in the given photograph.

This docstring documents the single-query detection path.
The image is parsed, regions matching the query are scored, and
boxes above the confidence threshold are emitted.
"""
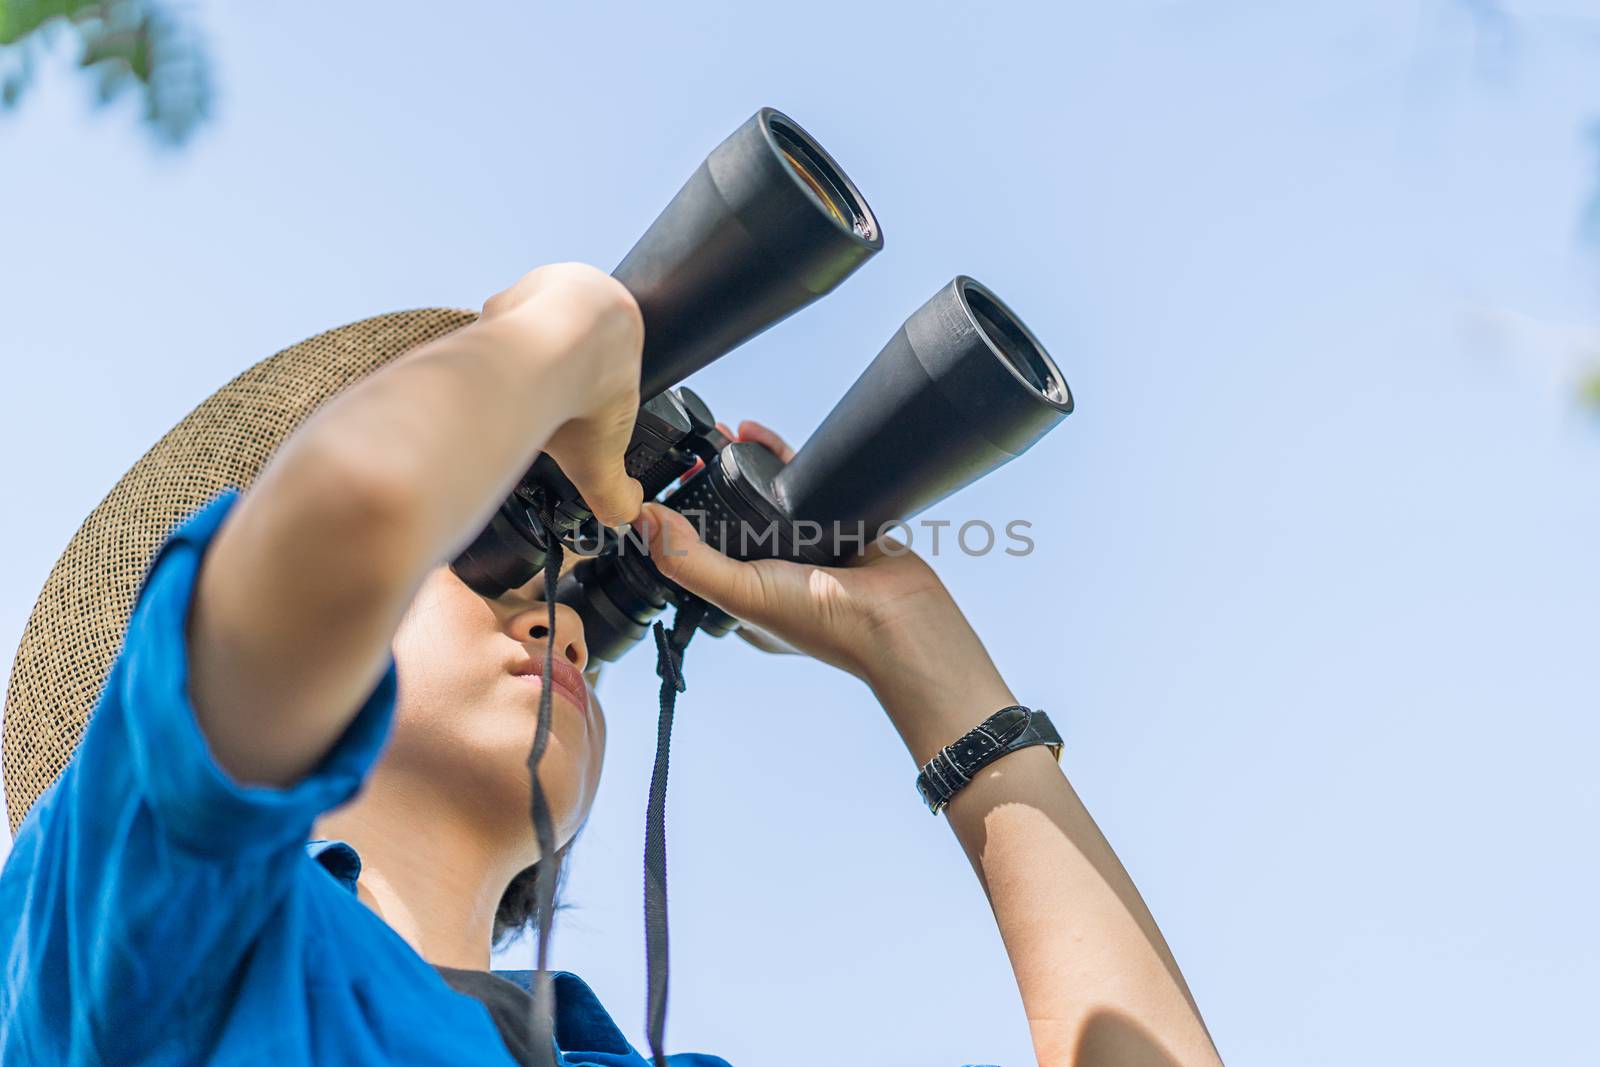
[526,504,565,1067]
[643,597,708,1067]
[522,490,706,1067]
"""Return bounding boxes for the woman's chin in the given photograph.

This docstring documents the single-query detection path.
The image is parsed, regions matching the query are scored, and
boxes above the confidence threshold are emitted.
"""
[435,691,604,844]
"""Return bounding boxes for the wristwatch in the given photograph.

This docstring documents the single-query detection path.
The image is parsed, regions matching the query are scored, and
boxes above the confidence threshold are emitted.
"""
[914,705,1063,815]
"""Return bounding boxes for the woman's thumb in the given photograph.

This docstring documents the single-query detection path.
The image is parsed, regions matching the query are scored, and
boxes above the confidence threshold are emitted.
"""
[639,503,769,622]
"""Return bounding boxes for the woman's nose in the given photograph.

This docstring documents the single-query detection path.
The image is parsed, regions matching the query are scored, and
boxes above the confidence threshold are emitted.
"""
[508,600,589,673]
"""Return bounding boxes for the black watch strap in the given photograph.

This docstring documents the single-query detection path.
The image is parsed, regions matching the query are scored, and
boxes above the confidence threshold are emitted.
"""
[914,705,1063,815]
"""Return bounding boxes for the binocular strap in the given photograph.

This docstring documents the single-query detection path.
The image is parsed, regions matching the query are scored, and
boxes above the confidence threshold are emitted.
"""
[521,498,706,1067]
[644,597,709,1067]
[526,512,566,1067]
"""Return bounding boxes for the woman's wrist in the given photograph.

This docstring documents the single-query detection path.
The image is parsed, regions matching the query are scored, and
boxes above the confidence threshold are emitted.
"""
[862,613,1018,767]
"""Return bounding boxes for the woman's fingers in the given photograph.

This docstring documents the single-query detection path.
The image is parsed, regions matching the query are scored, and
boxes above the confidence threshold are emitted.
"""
[559,417,788,533]
[546,412,644,529]
[583,469,645,531]
[736,420,796,464]
[639,503,776,624]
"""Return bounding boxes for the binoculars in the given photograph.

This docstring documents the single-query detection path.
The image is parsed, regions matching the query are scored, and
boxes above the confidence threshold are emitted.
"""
[449,107,1074,660]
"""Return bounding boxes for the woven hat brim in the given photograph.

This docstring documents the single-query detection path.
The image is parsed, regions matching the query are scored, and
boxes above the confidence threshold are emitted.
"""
[4,308,477,835]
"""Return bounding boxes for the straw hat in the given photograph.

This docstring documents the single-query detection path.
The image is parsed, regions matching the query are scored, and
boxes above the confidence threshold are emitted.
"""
[3,308,476,835]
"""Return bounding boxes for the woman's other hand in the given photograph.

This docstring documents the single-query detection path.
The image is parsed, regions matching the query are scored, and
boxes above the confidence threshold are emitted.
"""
[638,420,1006,720]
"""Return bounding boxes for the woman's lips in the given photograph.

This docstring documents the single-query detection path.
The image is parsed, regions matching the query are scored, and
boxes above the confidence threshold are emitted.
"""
[509,656,589,713]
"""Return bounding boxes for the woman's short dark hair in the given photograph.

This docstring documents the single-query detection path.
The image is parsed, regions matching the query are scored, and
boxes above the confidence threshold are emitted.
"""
[492,840,576,950]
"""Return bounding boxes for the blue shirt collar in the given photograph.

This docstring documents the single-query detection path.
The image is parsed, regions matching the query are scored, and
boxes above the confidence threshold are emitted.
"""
[306,838,362,895]
[302,838,639,1060]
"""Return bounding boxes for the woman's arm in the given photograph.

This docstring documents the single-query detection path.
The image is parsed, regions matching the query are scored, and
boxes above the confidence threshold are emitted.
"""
[640,421,1220,1067]
[863,621,1218,1067]
[189,263,645,788]
[0,266,645,1062]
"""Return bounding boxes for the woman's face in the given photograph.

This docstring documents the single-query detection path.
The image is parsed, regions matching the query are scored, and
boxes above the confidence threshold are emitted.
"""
[386,562,605,861]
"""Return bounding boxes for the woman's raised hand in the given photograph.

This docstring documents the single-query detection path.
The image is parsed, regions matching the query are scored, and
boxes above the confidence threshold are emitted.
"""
[638,420,994,687]
[478,263,646,529]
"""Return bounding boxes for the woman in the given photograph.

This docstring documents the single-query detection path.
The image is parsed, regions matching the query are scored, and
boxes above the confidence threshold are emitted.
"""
[0,263,1220,1065]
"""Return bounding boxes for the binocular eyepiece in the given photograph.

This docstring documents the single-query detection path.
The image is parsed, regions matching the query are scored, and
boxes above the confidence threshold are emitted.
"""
[450,107,1074,665]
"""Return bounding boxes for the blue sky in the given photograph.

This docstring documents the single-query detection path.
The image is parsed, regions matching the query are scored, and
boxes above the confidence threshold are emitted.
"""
[3,2,1599,1064]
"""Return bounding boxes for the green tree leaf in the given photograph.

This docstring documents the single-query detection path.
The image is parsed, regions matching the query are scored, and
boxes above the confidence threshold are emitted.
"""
[0,0,210,145]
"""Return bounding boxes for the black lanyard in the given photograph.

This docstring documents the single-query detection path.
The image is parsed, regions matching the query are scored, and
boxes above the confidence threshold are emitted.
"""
[525,496,705,1067]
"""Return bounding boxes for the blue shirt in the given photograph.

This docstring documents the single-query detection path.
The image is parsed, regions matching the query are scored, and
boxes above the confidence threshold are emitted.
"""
[0,488,729,1067]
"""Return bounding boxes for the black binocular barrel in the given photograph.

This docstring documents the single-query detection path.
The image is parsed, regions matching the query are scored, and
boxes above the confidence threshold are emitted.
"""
[450,107,879,601]
[771,277,1074,545]
[614,107,882,402]
[561,276,1075,662]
